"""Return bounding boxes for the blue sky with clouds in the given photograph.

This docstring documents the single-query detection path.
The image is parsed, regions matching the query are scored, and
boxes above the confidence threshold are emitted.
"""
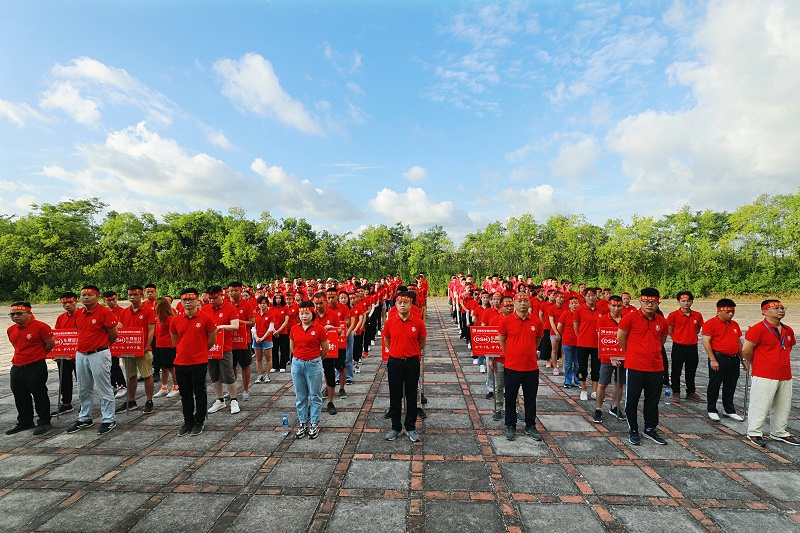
[1,1,798,241]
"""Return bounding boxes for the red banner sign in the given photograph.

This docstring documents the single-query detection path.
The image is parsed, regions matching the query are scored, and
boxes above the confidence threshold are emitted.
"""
[598,327,625,362]
[470,326,501,356]
[327,328,339,352]
[49,329,78,359]
[110,327,146,357]
[207,329,224,360]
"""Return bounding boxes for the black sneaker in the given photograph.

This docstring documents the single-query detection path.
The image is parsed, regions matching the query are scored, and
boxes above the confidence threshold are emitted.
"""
[417,408,427,419]
[383,410,391,419]
[592,409,603,424]
[115,401,137,413]
[327,402,337,415]
[178,422,192,437]
[338,389,348,399]
[629,430,641,446]
[491,411,502,421]
[608,406,618,419]
[524,426,543,441]
[505,426,516,441]
[97,422,116,435]
[190,424,203,436]
[345,379,353,385]
[486,392,494,399]
[143,400,154,414]
[295,424,307,439]
[66,419,93,433]
[308,423,319,439]
[420,394,428,405]
[51,404,74,416]
[748,435,767,448]
[643,428,667,445]
[5,423,35,435]
[32,423,53,436]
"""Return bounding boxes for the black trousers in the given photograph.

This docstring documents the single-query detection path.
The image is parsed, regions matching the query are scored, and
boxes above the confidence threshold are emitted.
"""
[10,360,51,426]
[504,368,539,429]
[707,354,740,414]
[353,333,364,362]
[577,347,600,382]
[661,347,669,385]
[273,334,290,369]
[110,357,126,388]
[625,369,662,433]
[176,363,208,426]
[538,332,551,360]
[387,356,420,431]
[56,358,76,406]
[670,342,699,395]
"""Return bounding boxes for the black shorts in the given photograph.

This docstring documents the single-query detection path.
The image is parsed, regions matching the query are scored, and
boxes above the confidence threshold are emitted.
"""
[323,357,337,387]
[153,346,176,369]
[233,348,252,367]
[336,349,346,371]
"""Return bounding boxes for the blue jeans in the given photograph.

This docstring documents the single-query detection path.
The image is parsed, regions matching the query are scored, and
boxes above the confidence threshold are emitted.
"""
[477,355,486,366]
[291,357,323,424]
[76,349,116,423]
[562,345,579,386]
[337,333,355,383]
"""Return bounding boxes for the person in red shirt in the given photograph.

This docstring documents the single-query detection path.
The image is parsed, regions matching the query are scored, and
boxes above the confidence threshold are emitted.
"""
[290,300,329,440]
[593,296,626,424]
[557,296,581,388]
[701,299,745,422]
[229,281,256,401]
[170,288,217,436]
[488,296,514,420]
[573,289,602,401]
[618,288,669,446]
[116,285,156,415]
[102,291,128,398]
[253,295,274,383]
[383,292,427,443]
[143,283,161,381]
[538,290,554,368]
[620,292,637,316]
[350,290,368,373]
[546,291,565,375]
[667,291,704,401]
[743,300,798,447]
[271,293,292,372]
[52,291,79,415]
[6,302,55,435]
[153,297,180,399]
[326,287,351,392]
[203,285,242,416]
[67,285,119,435]
[498,292,544,442]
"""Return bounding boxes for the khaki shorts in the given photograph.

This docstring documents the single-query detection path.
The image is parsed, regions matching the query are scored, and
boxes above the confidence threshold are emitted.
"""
[123,351,154,379]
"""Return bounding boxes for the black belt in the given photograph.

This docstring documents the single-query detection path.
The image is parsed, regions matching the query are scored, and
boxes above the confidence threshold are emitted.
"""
[389,355,420,361]
[83,346,109,355]
[713,351,738,358]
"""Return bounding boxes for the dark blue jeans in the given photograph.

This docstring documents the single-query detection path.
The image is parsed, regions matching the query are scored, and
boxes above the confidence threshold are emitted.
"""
[504,368,539,429]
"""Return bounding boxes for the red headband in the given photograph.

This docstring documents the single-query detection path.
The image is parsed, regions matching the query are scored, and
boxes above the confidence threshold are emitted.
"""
[10,304,31,312]
[181,293,199,300]
[207,291,223,298]
[717,306,735,312]
[60,297,77,303]
[640,295,660,302]
[514,294,530,301]
[127,289,143,295]
[81,289,99,296]
[396,296,412,303]
[761,301,783,311]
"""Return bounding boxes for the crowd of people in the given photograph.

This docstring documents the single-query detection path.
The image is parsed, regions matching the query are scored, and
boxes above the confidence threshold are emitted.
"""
[5,271,796,451]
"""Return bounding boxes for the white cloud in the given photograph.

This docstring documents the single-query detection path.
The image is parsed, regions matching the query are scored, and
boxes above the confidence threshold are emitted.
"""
[346,82,364,95]
[403,166,427,182]
[323,43,363,75]
[204,127,232,150]
[0,98,50,127]
[39,57,178,125]
[250,158,363,220]
[548,135,600,179]
[606,1,800,208]
[369,187,472,228]
[213,53,323,135]
[502,184,564,220]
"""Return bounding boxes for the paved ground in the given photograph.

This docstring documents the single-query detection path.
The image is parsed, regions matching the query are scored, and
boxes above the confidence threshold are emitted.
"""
[0,298,799,532]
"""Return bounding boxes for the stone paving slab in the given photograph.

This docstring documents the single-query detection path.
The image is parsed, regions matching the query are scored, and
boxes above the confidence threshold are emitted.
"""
[39,491,151,532]
[608,506,707,533]
[0,489,71,530]
[128,493,235,533]
[517,503,605,533]
[328,498,408,533]
[229,495,321,533]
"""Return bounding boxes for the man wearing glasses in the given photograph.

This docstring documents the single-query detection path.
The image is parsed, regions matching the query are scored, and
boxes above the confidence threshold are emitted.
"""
[6,303,55,435]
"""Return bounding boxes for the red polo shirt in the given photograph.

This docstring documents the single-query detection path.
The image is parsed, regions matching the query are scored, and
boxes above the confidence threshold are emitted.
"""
[76,305,118,353]
[745,321,795,380]
[574,305,602,348]
[558,309,579,346]
[55,311,77,330]
[701,316,741,355]
[498,311,543,372]
[8,319,53,366]
[618,310,668,372]
[383,314,426,358]
[231,299,255,349]
[202,301,238,352]
[169,311,216,365]
[155,316,174,348]
[289,322,327,360]
[667,309,703,345]
[121,304,156,343]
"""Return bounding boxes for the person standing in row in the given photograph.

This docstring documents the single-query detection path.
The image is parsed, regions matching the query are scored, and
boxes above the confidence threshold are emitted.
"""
[667,291,704,401]
[52,292,78,415]
[702,299,746,422]
[289,301,328,440]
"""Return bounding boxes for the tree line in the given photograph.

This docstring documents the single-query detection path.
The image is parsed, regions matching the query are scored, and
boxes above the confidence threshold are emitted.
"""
[1,191,798,302]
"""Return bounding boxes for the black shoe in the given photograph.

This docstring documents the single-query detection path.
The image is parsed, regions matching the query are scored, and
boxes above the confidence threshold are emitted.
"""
[345,379,353,385]
[66,419,93,433]
[505,426,516,441]
[32,423,52,436]
[524,426,542,441]
[748,435,766,448]
[628,430,641,446]
[592,409,602,424]
[383,410,391,419]
[338,389,348,399]
[5,423,35,435]
[417,408,427,419]
[115,401,137,413]
[143,400,154,414]
[421,394,428,405]
[491,411,501,421]
[643,428,667,445]
[51,404,74,416]
[327,402,337,415]
[190,424,203,436]
[178,422,192,437]
[486,391,494,399]
[608,406,618,419]
[97,422,116,435]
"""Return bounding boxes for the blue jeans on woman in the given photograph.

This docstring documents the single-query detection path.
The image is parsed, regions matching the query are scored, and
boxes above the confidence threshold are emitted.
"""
[562,345,579,387]
[291,357,323,424]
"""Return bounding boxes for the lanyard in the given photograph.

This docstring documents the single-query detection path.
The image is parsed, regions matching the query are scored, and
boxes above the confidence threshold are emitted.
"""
[762,320,787,350]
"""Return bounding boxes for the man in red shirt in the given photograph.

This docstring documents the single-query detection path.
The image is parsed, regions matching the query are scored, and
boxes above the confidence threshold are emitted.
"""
[498,293,544,441]
[6,302,55,435]
[102,291,128,399]
[742,300,797,447]
[667,291,704,401]
[618,288,669,446]
[203,285,242,415]
[620,292,637,316]
[383,292,427,443]
[574,289,601,401]
[488,295,514,420]
[52,291,79,415]
[229,281,256,401]
[116,285,156,414]
[67,285,119,435]
[701,299,745,422]
[170,288,217,436]
[143,283,160,382]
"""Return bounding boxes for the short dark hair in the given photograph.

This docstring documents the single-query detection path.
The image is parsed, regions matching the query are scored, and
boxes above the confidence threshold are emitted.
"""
[608,295,623,303]
[127,284,144,293]
[677,291,694,301]
[640,287,660,299]
[145,283,157,290]
[717,298,736,308]
[299,300,315,309]
[180,288,199,297]
[60,291,78,299]
[102,290,117,298]
[228,281,244,288]
[11,301,31,309]
[257,295,269,304]
[206,285,223,295]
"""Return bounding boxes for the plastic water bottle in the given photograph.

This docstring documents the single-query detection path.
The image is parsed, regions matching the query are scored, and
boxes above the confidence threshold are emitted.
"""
[282,414,289,436]
[664,386,671,405]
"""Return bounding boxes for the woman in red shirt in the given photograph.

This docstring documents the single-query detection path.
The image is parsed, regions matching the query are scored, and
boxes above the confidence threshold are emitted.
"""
[289,301,329,440]
[153,298,179,399]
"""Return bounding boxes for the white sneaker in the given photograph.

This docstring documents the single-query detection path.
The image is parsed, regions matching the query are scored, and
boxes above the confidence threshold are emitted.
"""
[270,368,277,373]
[553,368,560,376]
[166,386,180,398]
[723,412,744,421]
[153,386,169,398]
[580,391,588,401]
[115,386,128,399]
[708,412,721,421]
[230,399,241,414]
[355,365,361,373]
[590,391,597,400]
[254,375,263,383]
[263,374,271,382]
[371,340,375,346]
[279,369,286,373]
[208,399,226,413]
[473,359,479,365]
[479,364,486,373]
[241,391,250,402]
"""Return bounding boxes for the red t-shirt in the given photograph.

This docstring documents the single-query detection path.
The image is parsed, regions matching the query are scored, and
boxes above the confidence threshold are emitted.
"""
[596,299,609,314]
[155,316,174,348]
[273,305,292,333]
[383,314,426,358]
[202,301,238,352]
[539,301,553,330]
[481,307,502,325]
[574,305,602,348]
[488,312,510,363]
[621,305,637,316]
[350,303,365,335]
[596,314,622,364]
[498,312,544,372]
[169,311,216,365]
[745,320,796,380]
[121,305,156,345]
[289,322,327,360]
[231,299,256,349]
[701,316,742,355]
[667,309,704,345]
[55,311,77,330]
[558,309,579,346]
[618,310,668,372]
[76,305,118,353]
[254,309,273,341]
[546,304,565,332]
[8,319,53,366]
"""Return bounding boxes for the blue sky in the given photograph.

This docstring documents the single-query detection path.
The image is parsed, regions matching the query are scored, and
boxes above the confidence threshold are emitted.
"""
[1,1,799,241]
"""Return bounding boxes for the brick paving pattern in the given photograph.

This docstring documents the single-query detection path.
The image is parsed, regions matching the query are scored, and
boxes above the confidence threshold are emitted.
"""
[0,298,798,532]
